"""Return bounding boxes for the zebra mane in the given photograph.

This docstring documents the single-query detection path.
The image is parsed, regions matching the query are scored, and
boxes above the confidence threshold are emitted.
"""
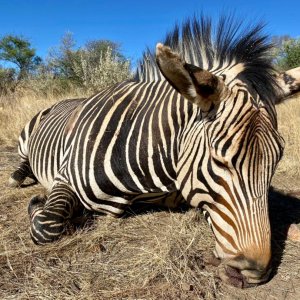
[134,14,279,101]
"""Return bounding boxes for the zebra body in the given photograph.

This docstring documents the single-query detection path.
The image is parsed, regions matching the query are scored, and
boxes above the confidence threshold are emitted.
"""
[28,98,85,190]
[9,98,84,188]
[11,16,300,287]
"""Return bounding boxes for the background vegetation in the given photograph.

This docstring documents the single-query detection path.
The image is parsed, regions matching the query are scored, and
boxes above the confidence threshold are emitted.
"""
[0,33,300,100]
[0,33,131,100]
[272,35,300,70]
[0,33,299,102]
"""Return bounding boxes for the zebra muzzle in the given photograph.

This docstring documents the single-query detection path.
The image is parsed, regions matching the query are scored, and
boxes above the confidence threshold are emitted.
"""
[216,259,272,288]
[217,264,250,288]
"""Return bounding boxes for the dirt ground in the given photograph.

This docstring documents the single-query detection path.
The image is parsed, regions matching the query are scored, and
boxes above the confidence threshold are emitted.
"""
[0,143,299,299]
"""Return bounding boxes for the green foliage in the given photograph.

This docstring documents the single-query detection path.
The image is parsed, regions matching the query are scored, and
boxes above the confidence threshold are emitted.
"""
[71,45,131,93]
[0,35,41,79]
[0,32,131,98]
[23,63,76,97]
[47,32,131,93]
[48,32,78,79]
[273,36,300,71]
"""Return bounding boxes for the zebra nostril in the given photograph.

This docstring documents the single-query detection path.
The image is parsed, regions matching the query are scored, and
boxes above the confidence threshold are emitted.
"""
[217,264,247,288]
[216,255,272,287]
[241,267,272,284]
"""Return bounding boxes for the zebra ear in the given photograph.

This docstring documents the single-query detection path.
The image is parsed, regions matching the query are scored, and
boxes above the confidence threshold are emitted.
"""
[276,66,300,104]
[155,43,226,111]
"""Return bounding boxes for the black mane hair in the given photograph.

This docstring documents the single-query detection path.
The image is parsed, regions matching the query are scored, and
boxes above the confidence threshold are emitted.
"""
[135,14,280,102]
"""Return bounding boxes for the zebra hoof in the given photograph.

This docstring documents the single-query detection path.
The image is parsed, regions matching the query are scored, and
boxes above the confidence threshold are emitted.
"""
[8,176,22,188]
[8,169,28,187]
[28,196,47,216]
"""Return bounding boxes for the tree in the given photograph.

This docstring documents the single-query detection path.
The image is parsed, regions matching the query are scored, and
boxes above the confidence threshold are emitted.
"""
[48,33,131,91]
[272,35,291,49]
[71,45,131,92]
[85,40,126,62]
[48,32,78,78]
[273,36,300,71]
[0,35,41,80]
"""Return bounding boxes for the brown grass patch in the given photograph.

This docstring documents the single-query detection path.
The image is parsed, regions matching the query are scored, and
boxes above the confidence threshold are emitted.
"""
[0,93,85,146]
[0,93,299,299]
[273,94,300,190]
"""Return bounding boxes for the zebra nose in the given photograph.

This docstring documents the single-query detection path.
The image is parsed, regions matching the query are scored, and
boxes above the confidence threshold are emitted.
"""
[217,255,272,288]
[240,265,272,284]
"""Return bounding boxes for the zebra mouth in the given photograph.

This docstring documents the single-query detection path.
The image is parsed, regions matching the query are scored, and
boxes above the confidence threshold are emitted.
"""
[217,264,271,288]
[217,264,249,288]
[241,267,272,284]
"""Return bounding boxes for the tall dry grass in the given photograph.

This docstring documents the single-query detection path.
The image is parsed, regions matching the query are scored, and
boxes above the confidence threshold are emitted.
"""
[273,94,300,190]
[0,92,85,146]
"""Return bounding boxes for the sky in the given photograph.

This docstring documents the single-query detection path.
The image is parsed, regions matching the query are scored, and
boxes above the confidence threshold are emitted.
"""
[0,0,299,68]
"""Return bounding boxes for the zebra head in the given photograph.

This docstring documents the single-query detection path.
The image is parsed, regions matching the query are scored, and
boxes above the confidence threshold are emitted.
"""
[156,39,299,287]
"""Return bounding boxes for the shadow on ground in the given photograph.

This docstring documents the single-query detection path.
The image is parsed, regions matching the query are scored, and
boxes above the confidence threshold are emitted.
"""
[268,187,300,281]
[122,188,300,284]
[70,186,300,283]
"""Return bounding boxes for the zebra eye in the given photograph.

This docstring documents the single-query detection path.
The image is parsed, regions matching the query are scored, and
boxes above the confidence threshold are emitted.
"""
[211,156,229,170]
[220,74,226,81]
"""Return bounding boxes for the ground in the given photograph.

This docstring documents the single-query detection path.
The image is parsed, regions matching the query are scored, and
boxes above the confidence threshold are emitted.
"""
[0,95,299,299]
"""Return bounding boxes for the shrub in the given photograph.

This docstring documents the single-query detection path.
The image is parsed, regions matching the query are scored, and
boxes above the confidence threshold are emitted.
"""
[71,46,131,93]
[273,37,300,71]
[0,67,17,96]
[0,33,132,100]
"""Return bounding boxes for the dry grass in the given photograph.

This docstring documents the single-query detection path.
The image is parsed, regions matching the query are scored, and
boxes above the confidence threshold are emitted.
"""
[0,93,85,146]
[273,94,300,190]
[0,93,299,299]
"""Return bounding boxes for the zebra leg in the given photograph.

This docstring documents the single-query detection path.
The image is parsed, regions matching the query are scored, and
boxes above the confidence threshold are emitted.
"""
[28,182,83,244]
[8,159,37,187]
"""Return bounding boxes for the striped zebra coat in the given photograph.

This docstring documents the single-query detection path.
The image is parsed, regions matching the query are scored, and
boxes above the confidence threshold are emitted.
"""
[10,16,300,287]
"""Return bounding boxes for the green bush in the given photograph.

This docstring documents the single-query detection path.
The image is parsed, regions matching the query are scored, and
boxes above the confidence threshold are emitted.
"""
[0,32,132,99]
[70,46,131,93]
[48,33,131,93]
[0,35,41,80]
[273,37,300,71]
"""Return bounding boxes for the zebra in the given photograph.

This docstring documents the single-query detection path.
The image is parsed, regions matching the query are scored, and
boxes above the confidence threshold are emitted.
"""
[9,16,300,287]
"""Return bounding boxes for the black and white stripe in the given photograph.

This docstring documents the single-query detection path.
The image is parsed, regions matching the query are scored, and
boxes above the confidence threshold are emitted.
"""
[10,15,300,286]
